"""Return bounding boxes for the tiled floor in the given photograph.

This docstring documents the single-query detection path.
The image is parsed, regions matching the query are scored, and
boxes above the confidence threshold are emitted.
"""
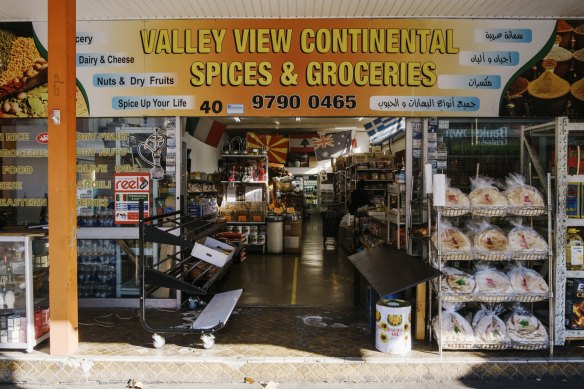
[1,216,582,385]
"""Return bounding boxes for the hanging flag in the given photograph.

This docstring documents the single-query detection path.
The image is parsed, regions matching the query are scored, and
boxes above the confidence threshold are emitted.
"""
[364,117,405,145]
[185,117,226,147]
[246,132,289,164]
[289,132,317,153]
[312,131,352,161]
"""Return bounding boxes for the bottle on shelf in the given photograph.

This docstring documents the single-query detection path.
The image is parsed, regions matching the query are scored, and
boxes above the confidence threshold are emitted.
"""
[566,228,584,271]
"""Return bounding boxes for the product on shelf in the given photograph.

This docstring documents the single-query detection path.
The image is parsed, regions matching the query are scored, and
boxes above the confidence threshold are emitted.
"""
[471,221,509,256]
[507,264,549,294]
[468,176,509,215]
[566,279,584,329]
[566,228,584,270]
[431,302,474,343]
[431,223,471,252]
[435,266,477,293]
[504,173,545,214]
[472,305,510,344]
[474,264,513,294]
[508,225,548,253]
[445,187,470,208]
[505,305,549,343]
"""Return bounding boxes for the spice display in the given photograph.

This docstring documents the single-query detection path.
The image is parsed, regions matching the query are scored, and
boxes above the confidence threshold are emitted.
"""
[528,60,570,99]
[0,29,16,74]
[0,83,47,117]
[0,36,42,86]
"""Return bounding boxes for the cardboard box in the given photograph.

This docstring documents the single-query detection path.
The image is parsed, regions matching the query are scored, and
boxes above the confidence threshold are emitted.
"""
[284,221,302,236]
[567,183,580,218]
[191,237,235,267]
[284,236,301,252]
[566,279,584,330]
[566,298,584,329]
[567,278,584,299]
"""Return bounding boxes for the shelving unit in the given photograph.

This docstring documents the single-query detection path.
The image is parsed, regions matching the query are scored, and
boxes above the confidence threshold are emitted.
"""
[430,180,554,355]
[521,117,584,345]
[0,233,50,353]
[318,172,335,212]
[138,206,241,349]
[387,183,406,249]
[219,154,269,253]
[186,176,219,218]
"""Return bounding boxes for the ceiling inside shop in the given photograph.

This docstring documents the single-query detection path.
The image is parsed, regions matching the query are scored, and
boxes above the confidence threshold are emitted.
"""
[2,0,584,21]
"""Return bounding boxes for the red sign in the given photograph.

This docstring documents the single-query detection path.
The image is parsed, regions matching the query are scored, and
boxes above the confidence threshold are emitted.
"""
[36,132,48,144]
[114,173,150,224]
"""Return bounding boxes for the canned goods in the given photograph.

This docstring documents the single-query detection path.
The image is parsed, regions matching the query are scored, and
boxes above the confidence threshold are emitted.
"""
[249,233,258,244]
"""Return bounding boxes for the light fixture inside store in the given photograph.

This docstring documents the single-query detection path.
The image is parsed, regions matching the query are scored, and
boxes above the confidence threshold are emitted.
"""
[275,121,280,125]
[234,117,241,122]
[334,126,357,130]
[357,117,364,121]
[295,117,301,122]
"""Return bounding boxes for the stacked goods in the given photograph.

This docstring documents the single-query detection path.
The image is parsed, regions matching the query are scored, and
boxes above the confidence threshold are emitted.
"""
[431,303,474,343]
[506,306,549,344]
[566,278,584,330]
[472,305,510,344]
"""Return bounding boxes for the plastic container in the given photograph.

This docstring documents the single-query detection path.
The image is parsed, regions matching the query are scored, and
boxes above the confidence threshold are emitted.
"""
[566,228,584,271]
[266,215,284,254]
[375,299,411,354]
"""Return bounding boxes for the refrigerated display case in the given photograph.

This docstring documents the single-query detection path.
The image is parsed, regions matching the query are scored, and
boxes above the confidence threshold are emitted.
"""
[0,232,49,352]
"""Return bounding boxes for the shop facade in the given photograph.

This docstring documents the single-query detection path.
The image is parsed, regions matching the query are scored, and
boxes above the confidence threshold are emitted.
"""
[0,15,583,356]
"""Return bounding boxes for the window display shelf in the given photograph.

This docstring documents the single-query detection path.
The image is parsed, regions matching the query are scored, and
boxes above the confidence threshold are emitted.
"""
[0,233,50,353]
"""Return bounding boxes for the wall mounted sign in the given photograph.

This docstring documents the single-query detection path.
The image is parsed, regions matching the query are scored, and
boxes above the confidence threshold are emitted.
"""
[0,18,580,117]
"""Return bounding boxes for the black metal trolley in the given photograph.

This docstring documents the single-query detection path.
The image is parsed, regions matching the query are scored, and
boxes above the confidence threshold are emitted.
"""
[138,203,243,349]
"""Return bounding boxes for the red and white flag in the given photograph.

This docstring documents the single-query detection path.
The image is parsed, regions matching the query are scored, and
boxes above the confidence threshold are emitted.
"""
[289,132,316,153]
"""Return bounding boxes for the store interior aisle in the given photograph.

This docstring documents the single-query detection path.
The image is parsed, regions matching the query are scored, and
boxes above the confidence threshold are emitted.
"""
[217,215,355,307]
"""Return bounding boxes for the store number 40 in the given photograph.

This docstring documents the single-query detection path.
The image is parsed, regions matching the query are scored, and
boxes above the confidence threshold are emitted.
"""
[200,100,223,114]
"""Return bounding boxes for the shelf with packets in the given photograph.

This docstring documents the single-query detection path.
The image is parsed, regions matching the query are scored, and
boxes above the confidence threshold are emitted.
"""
[429,175,553,355]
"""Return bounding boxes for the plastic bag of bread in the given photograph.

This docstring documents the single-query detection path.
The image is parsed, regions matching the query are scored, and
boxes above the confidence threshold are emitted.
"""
[506,262,549,294]
[444,180,470,216]
[504,173,545,216]
[433,266,477,294]
[468,220,509,259]
[474,262,513,294]
[471,304,510,344]
[468,176,509,216]
[431,220,472,254]
[431,302,474,343]
[505,304,549,344]
[507,221,548,255]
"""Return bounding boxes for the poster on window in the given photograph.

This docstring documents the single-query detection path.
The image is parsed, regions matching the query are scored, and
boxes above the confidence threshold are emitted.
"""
[114,172,150,224]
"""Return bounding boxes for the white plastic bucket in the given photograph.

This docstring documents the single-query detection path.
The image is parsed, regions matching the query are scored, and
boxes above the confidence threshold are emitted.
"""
[375,299,411,354]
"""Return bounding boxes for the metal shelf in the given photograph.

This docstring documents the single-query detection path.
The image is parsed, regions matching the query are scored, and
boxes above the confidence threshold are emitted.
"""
[221,181,267,184]
[221,154,267,158]
[226,221,265,225]
[566,219,584,227]
[565,330,584,339]
[566,270,584,278]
